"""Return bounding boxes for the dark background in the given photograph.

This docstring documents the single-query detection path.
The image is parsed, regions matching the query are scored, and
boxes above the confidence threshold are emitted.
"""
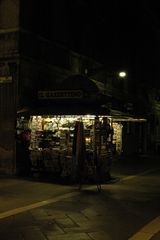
[21,0,160,87]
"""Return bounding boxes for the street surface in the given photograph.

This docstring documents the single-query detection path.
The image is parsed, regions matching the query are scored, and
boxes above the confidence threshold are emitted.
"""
[0,156,160,240]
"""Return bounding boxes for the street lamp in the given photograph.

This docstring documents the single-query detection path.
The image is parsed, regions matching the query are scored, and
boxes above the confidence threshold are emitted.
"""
[118,71,127,78]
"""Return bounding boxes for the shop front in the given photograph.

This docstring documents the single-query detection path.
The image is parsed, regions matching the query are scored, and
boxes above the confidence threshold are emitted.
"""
[16,74,122,181]
[16,74,146,181]
[17,113,120,182]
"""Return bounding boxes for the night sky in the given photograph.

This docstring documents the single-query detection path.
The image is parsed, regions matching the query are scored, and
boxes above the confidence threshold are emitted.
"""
[66,0,160,87]
[22,0,160,87]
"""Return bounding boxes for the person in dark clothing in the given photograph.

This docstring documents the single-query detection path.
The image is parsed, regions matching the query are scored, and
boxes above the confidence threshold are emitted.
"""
[100,118,119,183]
[16,129,32,177]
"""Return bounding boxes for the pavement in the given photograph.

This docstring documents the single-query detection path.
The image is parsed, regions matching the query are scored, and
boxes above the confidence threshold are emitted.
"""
[0,153,159,240]
[151,232,160,240]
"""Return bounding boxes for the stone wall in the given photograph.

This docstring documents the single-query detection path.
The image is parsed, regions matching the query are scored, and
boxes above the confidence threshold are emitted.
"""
[0,0,20,29]
[0,63,18,174]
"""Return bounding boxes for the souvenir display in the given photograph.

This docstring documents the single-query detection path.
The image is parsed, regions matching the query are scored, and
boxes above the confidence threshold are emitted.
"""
[17,115,123,179]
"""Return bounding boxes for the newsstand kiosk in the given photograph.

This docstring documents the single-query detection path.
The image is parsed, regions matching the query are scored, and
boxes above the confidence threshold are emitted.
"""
[16,75,119,183]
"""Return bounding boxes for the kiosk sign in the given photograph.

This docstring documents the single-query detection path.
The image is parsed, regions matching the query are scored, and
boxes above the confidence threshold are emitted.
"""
[38,90,83,99]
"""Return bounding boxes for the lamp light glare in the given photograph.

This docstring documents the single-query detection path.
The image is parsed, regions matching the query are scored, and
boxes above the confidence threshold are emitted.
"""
[119,71,126,77]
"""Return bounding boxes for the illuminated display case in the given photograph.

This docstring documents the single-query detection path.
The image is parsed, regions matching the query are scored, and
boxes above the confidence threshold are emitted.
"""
[17,115,122,179]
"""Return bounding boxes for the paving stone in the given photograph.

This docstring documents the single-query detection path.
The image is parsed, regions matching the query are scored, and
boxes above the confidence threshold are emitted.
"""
[76,220,105,229]
[0,216,14,232]
[62,197,90,209]
[150,231,160,240]
[67,212,89,222]
[0,232,23,240]
[45,231,65,239]
[13,212,35,227]
[81,208,101,218]
[45,209,67,219]
[128,231,153,240]
[38,219,65,233]
[47,232,91,240]
[22,226,47,240]
[88,231,112,240]
[30,208,50,220]
[35,218,56,229]
[55,217,78,228]
[48,200,88,213]
[63,226,99,233]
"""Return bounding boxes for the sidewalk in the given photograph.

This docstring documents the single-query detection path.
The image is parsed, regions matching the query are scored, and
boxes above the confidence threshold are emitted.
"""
[0,185,136,240]
[0,182,159,240]
[0,154,159,240]
[151,231,160,240]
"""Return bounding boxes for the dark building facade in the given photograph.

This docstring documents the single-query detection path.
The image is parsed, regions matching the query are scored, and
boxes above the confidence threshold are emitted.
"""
[0,0,149,175]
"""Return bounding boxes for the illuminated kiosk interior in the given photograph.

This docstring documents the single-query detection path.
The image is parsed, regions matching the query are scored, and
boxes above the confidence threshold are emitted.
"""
[17,114,122,179]
[17,75,146,179]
